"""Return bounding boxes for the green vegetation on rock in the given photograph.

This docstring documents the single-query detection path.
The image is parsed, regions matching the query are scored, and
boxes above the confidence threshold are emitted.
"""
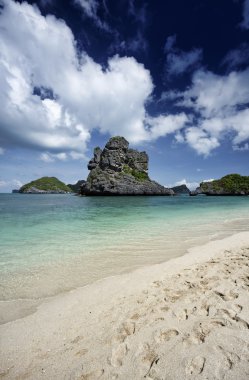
[123,165,148,181]
[20,177,72,193]
[200,174,249,194]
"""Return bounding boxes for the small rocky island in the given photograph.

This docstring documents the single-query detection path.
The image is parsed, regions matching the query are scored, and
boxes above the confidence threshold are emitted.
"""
[171,184,190,194]
[190,174,249,196]
[19,177,72,194]
[81,136,173,196]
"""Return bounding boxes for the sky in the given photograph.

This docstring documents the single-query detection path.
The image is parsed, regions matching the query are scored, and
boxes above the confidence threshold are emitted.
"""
[0,0,249,192]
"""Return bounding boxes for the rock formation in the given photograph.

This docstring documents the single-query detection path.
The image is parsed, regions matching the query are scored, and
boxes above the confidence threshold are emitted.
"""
[67,180,86,193]
[81,136,174,196]
[171,184,190,194]
[190,174,249,196]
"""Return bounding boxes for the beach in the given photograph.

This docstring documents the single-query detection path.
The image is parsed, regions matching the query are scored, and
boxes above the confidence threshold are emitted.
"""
[1,231,249,379]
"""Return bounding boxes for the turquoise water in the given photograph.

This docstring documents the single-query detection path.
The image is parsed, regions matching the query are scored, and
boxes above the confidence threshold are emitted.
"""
[0,194,249,302]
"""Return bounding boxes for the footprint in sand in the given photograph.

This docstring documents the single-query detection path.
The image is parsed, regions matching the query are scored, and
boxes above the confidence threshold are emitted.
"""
[215,345,241,378]
[135,343,159,378]
[185,356,205,376]
[154,329,179,343]
[183,319,226,346]
[214,290,239,301]
[112,321,136,343]
[110,343,128,367]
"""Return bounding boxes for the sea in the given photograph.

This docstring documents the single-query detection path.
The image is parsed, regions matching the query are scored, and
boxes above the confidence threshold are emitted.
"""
[0,193,249,321]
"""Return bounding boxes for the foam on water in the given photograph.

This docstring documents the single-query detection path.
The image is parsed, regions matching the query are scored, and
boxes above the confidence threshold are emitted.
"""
[0,194,249,305]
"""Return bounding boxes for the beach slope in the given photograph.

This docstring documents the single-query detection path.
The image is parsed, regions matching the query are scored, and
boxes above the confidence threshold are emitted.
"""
[0,232,249,379]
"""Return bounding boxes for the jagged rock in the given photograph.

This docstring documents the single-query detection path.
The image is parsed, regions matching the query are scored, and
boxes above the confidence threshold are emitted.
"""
[171,185,190,194]
[67,180,86,193]
[81,136,174,196]
[190,187,202,196]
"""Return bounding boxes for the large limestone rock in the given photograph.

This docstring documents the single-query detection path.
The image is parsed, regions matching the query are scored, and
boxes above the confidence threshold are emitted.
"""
[81,136,173,196]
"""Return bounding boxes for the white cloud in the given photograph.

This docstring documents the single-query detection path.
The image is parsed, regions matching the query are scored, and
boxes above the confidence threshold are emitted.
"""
[164,67,249,155]
[202,178,214,183]
[74,0,110,31]
[146,113,189,140]
[233,143,249,151]
[40,153,54,163]
[0,147,5,155]
[41,151,85,162]
[40,152,68,163]
[164,35,177,53]
[241,0,249,29]
[12,179,23,188]
[0,0,188,158]
[222,43,249,69]
[179,68,249,118]
[166,48,202,78]
[164,36,202,78]
[185,128,220,157]
[0,179,23,189]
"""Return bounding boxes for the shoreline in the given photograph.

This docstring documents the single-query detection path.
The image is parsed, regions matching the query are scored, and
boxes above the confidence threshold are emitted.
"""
[0,225,247,326]
[0,231,249,379]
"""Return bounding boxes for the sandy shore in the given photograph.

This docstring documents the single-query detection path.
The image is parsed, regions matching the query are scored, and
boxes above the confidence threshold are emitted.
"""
[0,232,249,379]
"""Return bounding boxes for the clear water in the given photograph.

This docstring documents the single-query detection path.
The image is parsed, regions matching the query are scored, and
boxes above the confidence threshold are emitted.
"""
[0,194,249,303]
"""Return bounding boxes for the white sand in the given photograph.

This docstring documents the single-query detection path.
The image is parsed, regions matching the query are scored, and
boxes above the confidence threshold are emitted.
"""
[0,232,249,379]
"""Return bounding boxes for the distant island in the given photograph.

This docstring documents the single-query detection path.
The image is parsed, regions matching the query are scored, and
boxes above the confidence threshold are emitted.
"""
[191,174,249,196]
[19,177,73,194]
[14,140,248,197]
[81,136,173,196]
[171,184,190,194]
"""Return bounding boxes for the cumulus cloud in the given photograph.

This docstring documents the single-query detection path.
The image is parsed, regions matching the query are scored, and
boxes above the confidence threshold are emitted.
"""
[241,0,249,29]
[164,35,202,79]
[180,68,249,118]
[146,113,189,140]
[164,67,249,155]
[185,128,220,157]
[0,0,188,159]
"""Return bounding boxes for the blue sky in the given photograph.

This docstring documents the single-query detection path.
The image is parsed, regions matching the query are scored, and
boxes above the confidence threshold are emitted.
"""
[0,0,249,192]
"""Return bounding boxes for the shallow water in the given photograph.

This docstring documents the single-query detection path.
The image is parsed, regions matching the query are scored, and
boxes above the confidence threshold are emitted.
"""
[0,194,249,302]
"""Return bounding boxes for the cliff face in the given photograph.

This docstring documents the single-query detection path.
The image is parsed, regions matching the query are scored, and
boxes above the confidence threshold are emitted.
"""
[81,136,173,196]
